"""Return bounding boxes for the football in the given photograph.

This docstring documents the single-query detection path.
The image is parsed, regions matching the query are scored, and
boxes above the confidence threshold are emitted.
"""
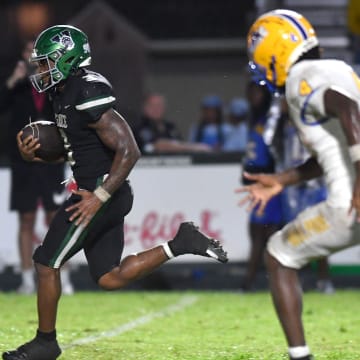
[21,120,65,162]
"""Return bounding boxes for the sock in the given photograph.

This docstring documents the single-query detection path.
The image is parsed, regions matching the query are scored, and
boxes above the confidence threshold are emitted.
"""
[162,242,175,259]
[61,267,71,287]
[289,345,311,359]
[22,268,34,287]
[36,329,57,342]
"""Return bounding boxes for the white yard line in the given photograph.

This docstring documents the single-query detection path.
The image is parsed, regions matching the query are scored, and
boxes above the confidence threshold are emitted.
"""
[63,295,198,349]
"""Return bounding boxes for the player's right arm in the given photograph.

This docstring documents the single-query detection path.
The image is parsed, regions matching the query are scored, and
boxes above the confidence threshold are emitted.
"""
[324,88,360,218]
[236,157,323,216]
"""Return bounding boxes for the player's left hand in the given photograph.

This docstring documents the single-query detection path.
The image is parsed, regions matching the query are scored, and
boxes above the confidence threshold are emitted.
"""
[350,174,360,222]
[235,172,283,216]
[66,189,103,226]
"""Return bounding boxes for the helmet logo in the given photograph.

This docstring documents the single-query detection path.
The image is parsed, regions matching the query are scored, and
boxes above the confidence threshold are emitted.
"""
[248,26,267,55]
[51,30,74,50]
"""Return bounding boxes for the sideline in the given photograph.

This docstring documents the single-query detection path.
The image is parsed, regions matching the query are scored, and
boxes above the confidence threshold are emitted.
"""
[63,295,198,349]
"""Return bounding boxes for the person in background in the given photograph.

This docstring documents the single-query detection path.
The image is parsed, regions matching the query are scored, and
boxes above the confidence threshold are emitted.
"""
[222,98,249,152]
[134,92,210,153]
[240,81,283,291]
[0,40,73,295]
[189,95,227,150]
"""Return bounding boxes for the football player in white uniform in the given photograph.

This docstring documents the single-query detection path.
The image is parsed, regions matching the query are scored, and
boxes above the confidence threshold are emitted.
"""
[238,9,360,360]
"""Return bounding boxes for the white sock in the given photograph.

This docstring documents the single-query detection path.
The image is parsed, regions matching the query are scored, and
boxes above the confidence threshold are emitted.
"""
[61,267,71,286]
[289,345,311,358]
[22,268,34,287]
[161,242,174,259]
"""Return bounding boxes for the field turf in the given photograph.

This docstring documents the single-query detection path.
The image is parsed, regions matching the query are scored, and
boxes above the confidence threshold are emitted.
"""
[0,291,359,359]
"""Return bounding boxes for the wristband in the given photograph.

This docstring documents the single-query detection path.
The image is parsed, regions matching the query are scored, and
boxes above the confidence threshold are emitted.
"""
[349,144,360,163]
[94,186,111,203]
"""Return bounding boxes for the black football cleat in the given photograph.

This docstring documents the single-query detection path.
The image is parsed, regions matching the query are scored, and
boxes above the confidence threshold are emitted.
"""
[2,337,61,360]
[290,355,314,360]
[170,222,228,263]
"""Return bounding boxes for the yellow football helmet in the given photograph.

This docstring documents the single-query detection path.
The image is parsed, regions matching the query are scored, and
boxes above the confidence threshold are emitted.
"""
[247,9,318,92]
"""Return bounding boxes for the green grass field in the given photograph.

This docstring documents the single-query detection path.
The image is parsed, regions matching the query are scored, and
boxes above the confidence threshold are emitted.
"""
[0,291,359,360]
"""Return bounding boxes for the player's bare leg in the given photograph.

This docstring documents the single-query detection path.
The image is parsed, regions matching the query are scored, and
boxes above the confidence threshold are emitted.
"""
[242,223,278,291]
[99,246,168,289]
[2,222,227,360]
[36,263,61,332]
[17,211,36,294]
[2,263,62,360]
[316,257,335,294]
[265,251,312,360]
[99,222,228,290]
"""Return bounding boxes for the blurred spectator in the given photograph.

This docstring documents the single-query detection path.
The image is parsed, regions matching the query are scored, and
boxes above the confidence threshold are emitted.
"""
[241,82,282,291]
[0,40,73,295]
[347,0,360,64]
[222,98,249,152]
[189,95,228,150]
[134,92,211,153]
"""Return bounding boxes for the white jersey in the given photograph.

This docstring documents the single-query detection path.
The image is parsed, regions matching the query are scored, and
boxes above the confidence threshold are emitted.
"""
[286,59,360,208]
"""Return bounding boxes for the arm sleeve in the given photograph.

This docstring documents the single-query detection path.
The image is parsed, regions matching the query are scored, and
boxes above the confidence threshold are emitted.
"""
[75,80,116,123]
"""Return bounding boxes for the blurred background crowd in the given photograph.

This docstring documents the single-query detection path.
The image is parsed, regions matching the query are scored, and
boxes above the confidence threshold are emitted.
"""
[0,0,359,293]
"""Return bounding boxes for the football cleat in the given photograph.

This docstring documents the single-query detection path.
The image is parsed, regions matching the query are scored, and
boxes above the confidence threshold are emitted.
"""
[2,337,61,360]
[170,222,228,263]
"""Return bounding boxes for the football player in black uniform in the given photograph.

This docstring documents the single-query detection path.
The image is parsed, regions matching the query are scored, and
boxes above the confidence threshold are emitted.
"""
[2,25,228,360]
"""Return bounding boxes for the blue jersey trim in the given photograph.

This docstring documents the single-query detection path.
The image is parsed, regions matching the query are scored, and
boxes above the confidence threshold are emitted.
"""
[300,88,329,125]
[280,13,308,40]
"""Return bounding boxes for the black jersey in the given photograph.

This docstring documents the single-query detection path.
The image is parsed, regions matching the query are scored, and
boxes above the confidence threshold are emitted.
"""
[52,69,116,189]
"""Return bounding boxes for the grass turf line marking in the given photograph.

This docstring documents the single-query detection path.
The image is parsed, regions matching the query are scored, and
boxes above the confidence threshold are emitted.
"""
[63,295,198,349]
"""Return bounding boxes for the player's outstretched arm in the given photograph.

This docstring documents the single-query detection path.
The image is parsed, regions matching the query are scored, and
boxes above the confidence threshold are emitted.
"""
[236,172,284,216]
[236,157,323,216]
[89,108,141,195]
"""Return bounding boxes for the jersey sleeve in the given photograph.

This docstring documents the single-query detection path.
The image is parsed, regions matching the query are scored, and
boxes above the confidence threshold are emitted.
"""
[286,68,330,125]
[75,73,116,122]
[286,61,357,125]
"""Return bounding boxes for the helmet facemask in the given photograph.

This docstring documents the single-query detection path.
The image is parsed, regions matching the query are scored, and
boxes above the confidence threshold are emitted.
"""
[29,50,64,92]
[248,59,279,94]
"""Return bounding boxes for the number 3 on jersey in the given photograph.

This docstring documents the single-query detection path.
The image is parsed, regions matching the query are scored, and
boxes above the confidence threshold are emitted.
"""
[59,128,75,166]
